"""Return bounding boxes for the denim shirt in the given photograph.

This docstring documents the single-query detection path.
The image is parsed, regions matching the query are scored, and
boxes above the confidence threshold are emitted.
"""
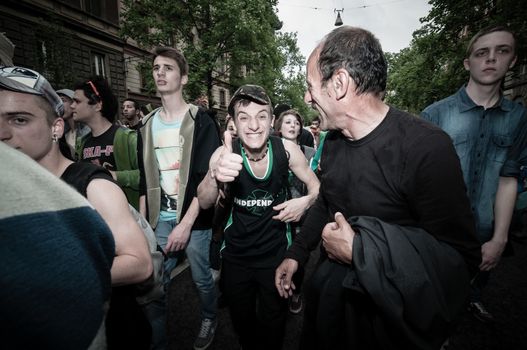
[422,86,526,241]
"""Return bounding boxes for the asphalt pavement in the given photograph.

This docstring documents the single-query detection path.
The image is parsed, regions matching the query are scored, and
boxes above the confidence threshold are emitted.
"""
[167,238,527,350]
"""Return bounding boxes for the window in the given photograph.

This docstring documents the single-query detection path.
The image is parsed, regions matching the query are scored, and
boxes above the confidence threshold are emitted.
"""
[85,0,102,18]
[103,0,120,24]
[219,89,226,108]
[36,40,55,78]
[34,26,74,88]
[58,0,118,24]
[217,54,227,74]
[91,52,107,77]
[38,41,48,71]
[57,0,81,8]
[137,60,156,95]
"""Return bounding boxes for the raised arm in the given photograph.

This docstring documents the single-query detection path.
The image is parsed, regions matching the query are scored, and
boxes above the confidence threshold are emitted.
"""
[87,178,153,286]
[272,140,320,222]
[197,131,243,209]
[286,140,319,206]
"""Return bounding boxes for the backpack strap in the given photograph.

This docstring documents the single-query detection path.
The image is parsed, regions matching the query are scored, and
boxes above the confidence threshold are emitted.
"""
[269,135,290,192]
[232,137,242,156]
[233,135,289,191]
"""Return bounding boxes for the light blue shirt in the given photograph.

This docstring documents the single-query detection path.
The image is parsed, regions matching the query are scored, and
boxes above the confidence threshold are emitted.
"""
[422,86,526,241]
[152,110,182,222]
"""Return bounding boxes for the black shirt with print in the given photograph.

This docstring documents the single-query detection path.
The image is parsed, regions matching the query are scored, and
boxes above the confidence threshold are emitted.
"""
[81,124,120,171]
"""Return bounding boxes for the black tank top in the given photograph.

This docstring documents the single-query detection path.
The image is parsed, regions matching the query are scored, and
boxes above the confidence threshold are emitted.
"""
[223,136,291,268]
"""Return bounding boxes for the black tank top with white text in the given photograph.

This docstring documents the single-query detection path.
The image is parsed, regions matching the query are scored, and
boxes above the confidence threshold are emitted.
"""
[223,136,291,268]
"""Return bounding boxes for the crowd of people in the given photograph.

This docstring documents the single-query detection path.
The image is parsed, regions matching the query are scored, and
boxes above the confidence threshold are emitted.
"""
[0,23,525,350]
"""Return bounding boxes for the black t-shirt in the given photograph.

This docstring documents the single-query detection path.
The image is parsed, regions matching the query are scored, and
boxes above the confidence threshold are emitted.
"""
[223,136,290,268]
[81,124,120,171]
[287,107,481,274]
[61,162,115,197]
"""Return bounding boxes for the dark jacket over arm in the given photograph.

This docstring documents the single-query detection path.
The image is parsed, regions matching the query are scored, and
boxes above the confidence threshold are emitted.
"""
[345,216,470,350]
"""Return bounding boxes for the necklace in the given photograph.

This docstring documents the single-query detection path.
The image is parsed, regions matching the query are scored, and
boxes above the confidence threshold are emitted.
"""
[245,146,268,162]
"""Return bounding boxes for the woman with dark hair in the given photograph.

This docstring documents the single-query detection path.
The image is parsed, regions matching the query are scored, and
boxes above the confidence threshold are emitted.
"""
[225,114,237,139]
[275,109,317,314]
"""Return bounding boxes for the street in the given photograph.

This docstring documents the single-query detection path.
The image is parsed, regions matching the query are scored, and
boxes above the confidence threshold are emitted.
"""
[167,238,527,349]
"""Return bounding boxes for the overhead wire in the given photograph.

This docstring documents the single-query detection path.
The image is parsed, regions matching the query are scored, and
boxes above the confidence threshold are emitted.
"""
[278,0,405,11]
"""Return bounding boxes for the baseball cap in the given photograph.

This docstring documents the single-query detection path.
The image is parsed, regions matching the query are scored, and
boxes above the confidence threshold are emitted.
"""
[0,66,64,117]
[228,84,272,116]
[56,88,74,100]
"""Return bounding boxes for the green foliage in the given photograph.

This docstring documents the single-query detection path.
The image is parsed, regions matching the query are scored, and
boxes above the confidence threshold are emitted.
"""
[120,0,308,112]
[136,61,157,96]
[272,32,317,121]
[33,15,75,89]
[385,0,527,114]
[385,30,468,114]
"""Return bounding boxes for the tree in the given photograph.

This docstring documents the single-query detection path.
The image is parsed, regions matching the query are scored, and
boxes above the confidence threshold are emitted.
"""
[32,15,75,89]
[385,29,467,114]
[386,0,527,114]
[272,32,317,121]
[120,0,308,114]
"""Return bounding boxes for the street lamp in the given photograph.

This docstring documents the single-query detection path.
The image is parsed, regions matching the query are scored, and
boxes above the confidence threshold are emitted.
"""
[334,8,344,26]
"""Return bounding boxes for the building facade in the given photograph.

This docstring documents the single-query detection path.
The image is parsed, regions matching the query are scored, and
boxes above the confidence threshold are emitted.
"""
[0,0,129,105]
[0,0,232,123]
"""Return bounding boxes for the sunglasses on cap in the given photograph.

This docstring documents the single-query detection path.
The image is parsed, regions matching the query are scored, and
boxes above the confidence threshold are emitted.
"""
[86,80,101,100]
[0,66,41,89]
[0,65,64,117]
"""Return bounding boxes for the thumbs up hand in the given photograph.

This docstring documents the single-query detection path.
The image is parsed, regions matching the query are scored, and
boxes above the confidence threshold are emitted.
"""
[211,130,243,183]
[222,130,234,154]
[321,212,355,264]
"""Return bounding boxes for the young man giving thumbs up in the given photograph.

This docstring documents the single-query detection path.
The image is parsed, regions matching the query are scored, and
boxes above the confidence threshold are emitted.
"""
[197,84,319,350]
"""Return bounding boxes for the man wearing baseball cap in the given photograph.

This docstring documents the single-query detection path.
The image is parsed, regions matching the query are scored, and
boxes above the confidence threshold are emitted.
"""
[0,65,156,348]
[56,88,90,158]
[0,66,116,348]
[0,66,64,117]
[197,84,320,349]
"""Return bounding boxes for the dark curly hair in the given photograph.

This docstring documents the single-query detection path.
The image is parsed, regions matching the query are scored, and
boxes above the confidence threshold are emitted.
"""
[74,76,118,123]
